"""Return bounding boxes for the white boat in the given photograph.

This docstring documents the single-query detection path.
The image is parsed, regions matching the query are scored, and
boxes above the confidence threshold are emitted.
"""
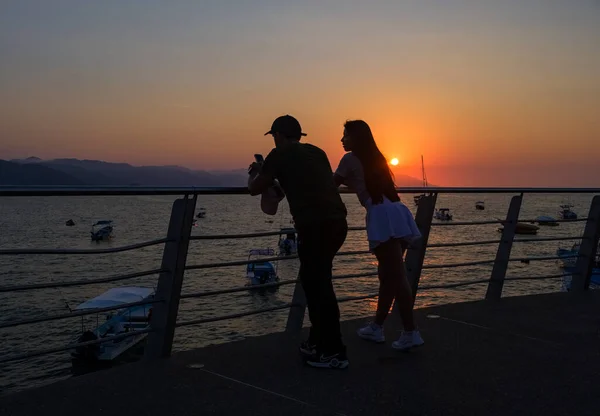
[91,220,113,241]
[497,222,539,235]
[246,249,279,287]
[475,201,485,210]
[434,208,453,221]
[278,228,297,256]
[70,287,154,364]
[536,215,559,226]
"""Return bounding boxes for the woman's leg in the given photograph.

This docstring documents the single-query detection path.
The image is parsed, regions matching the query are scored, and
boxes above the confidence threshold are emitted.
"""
[373,239,415,331]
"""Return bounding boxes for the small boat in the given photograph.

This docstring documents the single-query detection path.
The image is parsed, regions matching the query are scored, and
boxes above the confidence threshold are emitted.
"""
[558,204,577,220]
[196,208,206,219]
[562,271,600,291]
[246,249,279,287]
[475,201,485,210]
[434,208,453,221]
[278,228,297,256]
[497,222,539,235]
[70,287,154,365]
[557,242,581,268]
[91,220,113,241]
[558,242,600,290]
[535,215,559,226]
[556,241,600,269]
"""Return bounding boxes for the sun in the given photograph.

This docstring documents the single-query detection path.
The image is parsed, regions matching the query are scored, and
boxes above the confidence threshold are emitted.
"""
[390,158,399,166]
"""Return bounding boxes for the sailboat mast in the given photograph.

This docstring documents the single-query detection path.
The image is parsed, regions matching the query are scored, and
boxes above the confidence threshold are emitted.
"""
[421,155,428,187]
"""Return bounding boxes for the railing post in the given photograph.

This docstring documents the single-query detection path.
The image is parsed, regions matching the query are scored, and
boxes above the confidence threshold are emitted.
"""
[485,194,523,300]
[405,193,437,301]
[144,194,197,359]
[570,195,600,292]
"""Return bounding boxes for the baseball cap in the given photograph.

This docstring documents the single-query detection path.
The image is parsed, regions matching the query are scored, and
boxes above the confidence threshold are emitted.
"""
[264,115,307,138]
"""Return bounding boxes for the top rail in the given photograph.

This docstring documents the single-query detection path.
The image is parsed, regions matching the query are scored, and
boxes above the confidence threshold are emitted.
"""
[1,186,600,197]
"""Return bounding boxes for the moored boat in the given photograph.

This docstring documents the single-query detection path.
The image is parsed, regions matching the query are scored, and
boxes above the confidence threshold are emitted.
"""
[70,287,154,366]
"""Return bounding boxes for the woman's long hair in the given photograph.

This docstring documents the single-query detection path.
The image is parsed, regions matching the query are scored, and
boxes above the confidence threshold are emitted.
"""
[344,120,399,205]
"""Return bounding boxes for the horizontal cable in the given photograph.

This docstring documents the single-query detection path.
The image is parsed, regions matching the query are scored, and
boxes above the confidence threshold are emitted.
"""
[517,218,589,224]
[418,273,569,291]
[419,279,490,290]
[336,273,570,298]
[338,250,371,256]
[180,279,298,299]
[428,239,500,248]
[180,271,379,300]
[333,271,379,280]
[431,220,502,226]
[175,303,296,327]
[431,217,590,227]
[0,328,153,365]
[191,227,367,241]
[189,222,588,245]
[420,253,580,270]
[0,268,164,293]
[337,293,378,303]
[186,254,297,270]
[191,230,289,240]
[0,238,170,256]
[513,236,584,243]
[509,254,578,262]
[504,273,569,282]
[0,299,162,330]
[422,259,496,269]
[185,249,370,270]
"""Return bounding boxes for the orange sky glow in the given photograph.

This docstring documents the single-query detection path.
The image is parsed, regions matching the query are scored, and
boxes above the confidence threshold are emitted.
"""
[1,1,599,186]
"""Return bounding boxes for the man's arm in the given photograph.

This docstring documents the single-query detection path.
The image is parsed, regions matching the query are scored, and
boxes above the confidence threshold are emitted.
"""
[248,171,274,196]
[249,148,280,196]
[260,183,285,215]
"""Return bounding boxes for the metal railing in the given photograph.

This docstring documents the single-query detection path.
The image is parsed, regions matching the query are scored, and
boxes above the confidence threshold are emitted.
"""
[0,186,599,367]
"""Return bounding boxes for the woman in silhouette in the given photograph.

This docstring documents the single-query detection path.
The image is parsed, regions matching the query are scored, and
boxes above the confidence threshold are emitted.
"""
[334,120,424,351]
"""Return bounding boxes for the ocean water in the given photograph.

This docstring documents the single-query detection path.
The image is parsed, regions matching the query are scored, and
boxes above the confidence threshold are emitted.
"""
[0,192,594,395]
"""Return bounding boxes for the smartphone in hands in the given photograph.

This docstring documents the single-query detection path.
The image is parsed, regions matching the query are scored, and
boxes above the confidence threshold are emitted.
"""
[248,154,264,175]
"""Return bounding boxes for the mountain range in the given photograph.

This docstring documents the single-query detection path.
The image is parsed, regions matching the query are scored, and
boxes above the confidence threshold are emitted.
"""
[0,157,426,187]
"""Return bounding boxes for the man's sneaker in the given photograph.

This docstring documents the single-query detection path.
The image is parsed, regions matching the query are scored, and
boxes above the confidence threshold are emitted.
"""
[392,330,425,352]
[299,340,316,356]
[305,351,349,369]
[357,322,385,343]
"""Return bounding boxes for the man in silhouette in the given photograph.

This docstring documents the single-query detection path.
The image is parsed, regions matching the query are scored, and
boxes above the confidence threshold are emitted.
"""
[248,115,349,369]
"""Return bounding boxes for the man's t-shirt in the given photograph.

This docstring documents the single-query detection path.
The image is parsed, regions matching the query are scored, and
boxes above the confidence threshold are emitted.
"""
[261,142,347,228]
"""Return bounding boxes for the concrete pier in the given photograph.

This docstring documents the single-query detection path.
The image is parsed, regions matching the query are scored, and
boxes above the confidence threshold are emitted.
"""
[2,291,599,415]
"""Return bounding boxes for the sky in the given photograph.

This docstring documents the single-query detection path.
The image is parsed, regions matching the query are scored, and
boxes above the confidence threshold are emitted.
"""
[1,0,599,186]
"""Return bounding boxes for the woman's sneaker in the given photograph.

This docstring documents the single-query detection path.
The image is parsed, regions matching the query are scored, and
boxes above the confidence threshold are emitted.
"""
[392,330,425,352]
[357,322,385,343]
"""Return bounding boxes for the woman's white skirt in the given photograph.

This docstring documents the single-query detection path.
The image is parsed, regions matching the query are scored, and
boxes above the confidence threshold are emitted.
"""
[365,197,421,250]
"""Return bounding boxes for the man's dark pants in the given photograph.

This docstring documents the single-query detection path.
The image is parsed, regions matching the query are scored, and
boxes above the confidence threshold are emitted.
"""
[296,218,348,354]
